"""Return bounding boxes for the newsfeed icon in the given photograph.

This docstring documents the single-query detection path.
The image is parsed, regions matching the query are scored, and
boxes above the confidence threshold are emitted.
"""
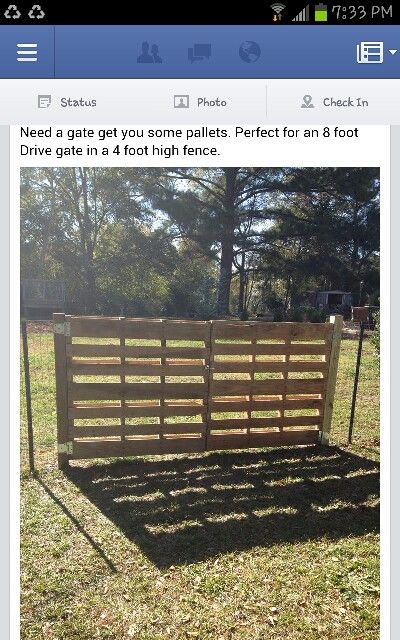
[356,42,384,64]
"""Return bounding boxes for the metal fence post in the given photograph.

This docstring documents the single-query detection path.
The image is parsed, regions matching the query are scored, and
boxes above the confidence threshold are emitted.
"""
[348,321,365,444]
[21,319,35,473]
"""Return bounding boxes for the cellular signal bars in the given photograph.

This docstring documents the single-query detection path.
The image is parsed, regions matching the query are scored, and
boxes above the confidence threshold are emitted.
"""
[292,4,310,22]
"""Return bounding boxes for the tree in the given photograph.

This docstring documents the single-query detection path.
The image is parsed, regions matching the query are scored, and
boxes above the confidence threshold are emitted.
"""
[21,167,143,312]
[20,166,380,319]
[146,168,286,316]
[256,167,380,309]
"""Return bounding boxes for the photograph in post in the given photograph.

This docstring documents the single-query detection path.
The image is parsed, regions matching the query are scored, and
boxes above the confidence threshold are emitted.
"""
[20,166,380,639]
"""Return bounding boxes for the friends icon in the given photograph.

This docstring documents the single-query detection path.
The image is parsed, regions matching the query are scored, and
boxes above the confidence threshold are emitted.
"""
[137,42,163,64]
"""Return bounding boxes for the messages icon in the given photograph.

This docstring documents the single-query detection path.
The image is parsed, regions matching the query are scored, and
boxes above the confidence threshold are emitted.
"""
[188,43,212,63]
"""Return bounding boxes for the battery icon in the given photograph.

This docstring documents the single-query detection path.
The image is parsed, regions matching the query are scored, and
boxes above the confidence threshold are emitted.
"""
[314,3,328,21]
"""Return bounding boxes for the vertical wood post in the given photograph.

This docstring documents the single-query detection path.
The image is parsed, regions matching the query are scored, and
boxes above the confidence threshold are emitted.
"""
[53,313,69,469]
[204,321,214,451]
[320,315,343,445]
[281,337,291,433]
[159,319,166,445]
[247,334,256,445]
[119,317,126,446]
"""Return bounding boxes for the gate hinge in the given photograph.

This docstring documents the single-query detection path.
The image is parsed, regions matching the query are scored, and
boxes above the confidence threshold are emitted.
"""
[53,321,71,336]
[58,441,73,455]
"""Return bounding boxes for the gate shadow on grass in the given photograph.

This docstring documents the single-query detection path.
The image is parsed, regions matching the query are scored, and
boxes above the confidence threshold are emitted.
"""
[67,446,379,568]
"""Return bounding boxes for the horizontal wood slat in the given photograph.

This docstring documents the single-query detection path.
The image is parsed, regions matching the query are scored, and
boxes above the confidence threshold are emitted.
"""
[69,382,207,401]
[213,360,328,374]
[67,344,208,359]
[210,397,323,413]
[207,428,320,451]
[209,415,322,430]
[212,320,333,340]
[71,362,207,377]
[70,316,210,340]
[210,378,325,396]
[69,401,204,420]
[212,342,329,356]
[71,436,206,459]
[72,422,205,438]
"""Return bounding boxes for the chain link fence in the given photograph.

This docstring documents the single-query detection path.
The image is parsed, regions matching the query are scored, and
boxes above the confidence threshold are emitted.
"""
[20,322,57,474]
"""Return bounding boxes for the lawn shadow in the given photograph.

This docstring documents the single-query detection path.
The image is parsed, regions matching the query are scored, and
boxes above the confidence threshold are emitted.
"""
[67,446,379,568]
[36,476,118,573]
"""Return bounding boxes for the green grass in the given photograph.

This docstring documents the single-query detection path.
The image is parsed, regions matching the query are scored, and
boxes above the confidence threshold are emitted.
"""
[20,329,379,640]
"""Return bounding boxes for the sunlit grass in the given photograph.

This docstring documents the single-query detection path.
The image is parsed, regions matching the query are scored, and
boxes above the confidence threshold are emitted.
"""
[20,327,379,640]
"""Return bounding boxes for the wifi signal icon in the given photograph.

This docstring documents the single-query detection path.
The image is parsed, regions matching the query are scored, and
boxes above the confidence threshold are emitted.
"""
[271,3,286,21]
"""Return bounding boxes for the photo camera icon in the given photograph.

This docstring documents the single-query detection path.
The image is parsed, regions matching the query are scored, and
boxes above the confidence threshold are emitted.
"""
[188,43,212,63]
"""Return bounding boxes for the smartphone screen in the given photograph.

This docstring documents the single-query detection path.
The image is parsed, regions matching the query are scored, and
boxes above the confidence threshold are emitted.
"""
[2,2,397,638]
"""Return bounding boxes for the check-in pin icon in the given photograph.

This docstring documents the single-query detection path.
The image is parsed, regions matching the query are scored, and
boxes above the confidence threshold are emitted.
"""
[301,94,315,108]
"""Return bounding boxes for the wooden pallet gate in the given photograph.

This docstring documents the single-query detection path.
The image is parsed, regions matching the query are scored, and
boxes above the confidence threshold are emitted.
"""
[53,314,343,468]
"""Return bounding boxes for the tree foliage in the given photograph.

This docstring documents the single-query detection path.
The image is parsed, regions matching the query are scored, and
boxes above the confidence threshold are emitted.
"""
[20,167,380,318]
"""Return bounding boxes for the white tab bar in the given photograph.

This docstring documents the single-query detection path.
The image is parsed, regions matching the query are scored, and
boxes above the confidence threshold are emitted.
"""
[0,79,399,124]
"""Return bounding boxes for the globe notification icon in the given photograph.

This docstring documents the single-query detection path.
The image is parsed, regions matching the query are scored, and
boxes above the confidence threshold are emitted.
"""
[239,41,261,63]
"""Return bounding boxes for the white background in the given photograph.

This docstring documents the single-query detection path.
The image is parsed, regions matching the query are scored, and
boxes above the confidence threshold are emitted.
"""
[10,122,390,638]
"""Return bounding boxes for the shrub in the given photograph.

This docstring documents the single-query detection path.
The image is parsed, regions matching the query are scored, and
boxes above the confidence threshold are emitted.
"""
[305,307,327,323]
[336,304,352,320]
[273,308,285,322]
[287,306,306,322]
[370,311,380,356]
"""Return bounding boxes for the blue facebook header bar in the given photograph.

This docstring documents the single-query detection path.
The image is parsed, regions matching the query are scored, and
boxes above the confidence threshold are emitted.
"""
[0,25,399,78]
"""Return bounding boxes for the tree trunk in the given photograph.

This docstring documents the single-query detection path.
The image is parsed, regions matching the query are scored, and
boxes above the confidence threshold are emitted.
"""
[216,168,238,317]
[284,275,292,311]
[238,271,246,317]
[83,253,97,313]
[237,251,247,317]
[217,238,234,316]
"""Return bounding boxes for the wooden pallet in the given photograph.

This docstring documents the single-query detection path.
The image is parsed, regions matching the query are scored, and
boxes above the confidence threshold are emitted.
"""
[53,314,342,468]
